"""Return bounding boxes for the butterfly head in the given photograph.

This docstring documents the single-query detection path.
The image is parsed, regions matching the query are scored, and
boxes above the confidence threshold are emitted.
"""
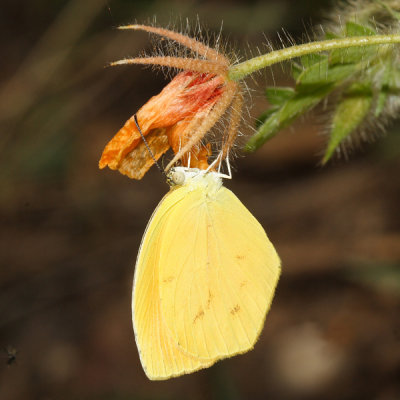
[166,167,229,196]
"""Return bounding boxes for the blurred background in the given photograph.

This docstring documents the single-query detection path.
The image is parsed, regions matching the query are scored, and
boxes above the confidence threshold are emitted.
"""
[0,0,399,399]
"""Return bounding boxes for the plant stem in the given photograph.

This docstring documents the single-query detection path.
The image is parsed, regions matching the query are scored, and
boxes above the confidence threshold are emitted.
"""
[228,35,400,81]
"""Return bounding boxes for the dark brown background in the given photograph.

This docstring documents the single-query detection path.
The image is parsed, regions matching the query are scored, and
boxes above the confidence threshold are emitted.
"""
[0,0,399,399]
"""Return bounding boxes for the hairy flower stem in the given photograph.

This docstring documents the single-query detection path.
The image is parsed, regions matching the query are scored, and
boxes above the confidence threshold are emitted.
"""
[228,35,400,81]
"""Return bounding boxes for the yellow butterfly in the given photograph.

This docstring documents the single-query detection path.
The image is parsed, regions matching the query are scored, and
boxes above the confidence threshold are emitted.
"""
[132,167,281,380]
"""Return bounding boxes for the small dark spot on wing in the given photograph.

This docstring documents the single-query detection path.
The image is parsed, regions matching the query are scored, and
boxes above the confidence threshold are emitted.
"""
[230,304,241,315]
[193,308,205,324]
[206,290,214,309]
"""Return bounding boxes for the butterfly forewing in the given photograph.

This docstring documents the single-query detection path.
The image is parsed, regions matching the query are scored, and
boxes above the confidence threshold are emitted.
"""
[158,184,281,361]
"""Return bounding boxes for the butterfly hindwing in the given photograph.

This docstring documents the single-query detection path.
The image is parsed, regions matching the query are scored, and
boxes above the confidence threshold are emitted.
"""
[132,188,215,380]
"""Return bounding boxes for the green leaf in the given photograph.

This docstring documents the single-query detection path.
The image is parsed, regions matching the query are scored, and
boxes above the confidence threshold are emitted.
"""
[329,22,377,65]
[246,2,400,159]
[327,22,377,65]
[247,85,333,151]
[325,31,340,40]
[297,59,356,85]
[375,65,400,116]
[279,89,328,123]
[265,87,294,105]
[376,86,389,117]
[323,84,373,163]
[297,59,328,83]
[255,107,279,128]
[291,62,303,80]
[300,53,327,68]
[345,21,376,37]
[375,64,392,116]
[330,45,379,65]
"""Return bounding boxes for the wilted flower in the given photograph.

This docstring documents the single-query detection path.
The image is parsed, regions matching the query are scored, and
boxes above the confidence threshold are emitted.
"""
[99,25,243,179]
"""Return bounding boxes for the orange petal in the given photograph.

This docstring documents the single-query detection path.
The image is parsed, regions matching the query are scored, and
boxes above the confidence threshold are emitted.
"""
[99,72,193,170]
[99,71,225,177]
[118,128,169,180]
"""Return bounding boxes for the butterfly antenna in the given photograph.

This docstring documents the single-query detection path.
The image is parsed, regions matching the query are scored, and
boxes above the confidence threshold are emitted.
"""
[133,115,169,180]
